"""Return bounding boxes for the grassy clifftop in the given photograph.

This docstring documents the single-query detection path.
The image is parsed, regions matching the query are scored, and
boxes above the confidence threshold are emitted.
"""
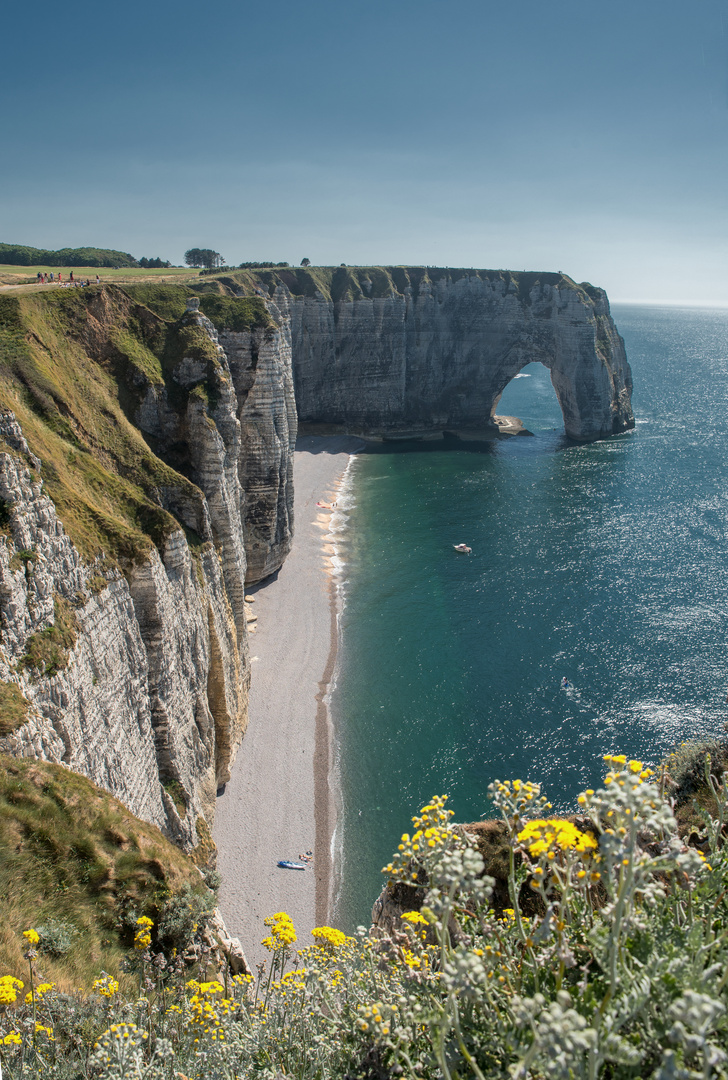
[0,755,209,991]
[0,285,270,568]
[205,264,594,305]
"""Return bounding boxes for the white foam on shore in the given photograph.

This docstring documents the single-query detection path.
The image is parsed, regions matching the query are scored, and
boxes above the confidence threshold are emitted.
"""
[324,452,360,920]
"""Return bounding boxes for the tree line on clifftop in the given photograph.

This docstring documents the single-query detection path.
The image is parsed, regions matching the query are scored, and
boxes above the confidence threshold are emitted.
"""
[0,243,170,269]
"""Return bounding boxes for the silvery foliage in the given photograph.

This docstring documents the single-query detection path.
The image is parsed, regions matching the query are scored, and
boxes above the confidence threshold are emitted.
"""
[441,945,488,998]
[512,991,598,1079]
[89,1026,173,1079]
[654,991,727,1079]
[424,843,494,918]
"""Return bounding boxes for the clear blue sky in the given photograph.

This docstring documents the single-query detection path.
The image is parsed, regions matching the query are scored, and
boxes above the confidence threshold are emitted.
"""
[3,0,726,303]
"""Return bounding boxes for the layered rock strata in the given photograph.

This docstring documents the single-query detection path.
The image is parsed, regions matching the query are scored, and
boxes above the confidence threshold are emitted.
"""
[251,268,633,442]
[135,298,297,586]
[0,413,246,848]
[218,320,296,583]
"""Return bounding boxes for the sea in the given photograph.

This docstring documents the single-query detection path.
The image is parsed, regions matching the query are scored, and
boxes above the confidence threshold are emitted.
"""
[330,303,728,932]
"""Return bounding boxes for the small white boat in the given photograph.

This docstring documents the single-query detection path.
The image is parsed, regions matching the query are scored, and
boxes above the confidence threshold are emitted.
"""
[278,860,306,871]
[453,543,472,554]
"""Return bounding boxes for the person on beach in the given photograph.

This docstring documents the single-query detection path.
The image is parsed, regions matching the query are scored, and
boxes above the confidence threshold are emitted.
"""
[96,274,100,284]
[70,271,74,283]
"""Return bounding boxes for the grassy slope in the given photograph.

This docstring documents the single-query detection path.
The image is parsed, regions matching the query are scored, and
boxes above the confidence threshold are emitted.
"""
[0,755,206,991]
[0,285,270,567]
[199,264,600,308]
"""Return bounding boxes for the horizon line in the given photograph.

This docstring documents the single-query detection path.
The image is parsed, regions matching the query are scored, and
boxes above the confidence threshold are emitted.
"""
[611,298,728,309]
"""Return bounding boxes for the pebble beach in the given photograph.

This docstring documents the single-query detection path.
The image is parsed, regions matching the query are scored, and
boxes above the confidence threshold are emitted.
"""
[213,435,363,968]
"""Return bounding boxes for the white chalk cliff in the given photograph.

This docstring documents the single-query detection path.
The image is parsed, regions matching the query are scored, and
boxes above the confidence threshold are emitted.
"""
[243,267,634,442]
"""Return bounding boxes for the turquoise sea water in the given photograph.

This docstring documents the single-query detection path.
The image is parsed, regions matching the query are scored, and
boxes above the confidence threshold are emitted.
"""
[332,303,728,931]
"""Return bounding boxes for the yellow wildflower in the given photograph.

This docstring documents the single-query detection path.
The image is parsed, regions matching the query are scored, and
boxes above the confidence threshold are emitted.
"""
[92,975,119,999]
[25,982,55,1004]
[0,976,24,1006]
[262,911,297,950]
[517,819,598,858]
[133,916,153,951]
[400,911,429,925]
[311,926,349,948]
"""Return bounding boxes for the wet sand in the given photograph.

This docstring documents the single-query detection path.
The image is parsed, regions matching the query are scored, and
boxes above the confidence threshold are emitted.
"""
[213,435,363,968]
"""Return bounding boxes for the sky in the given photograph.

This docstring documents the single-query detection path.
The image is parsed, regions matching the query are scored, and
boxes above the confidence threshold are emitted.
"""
[2,0,727,303]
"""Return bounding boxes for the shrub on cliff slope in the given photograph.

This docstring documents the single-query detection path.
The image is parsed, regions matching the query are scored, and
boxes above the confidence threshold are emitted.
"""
[1,753,727,1078]
[0,755,212,992]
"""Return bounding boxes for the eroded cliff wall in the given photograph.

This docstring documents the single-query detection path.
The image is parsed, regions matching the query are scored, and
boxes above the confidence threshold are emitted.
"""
[0,285,296,850]
[225,266,633,442]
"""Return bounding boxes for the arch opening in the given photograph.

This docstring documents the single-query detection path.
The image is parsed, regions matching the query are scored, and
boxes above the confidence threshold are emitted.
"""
[492,362,565,435]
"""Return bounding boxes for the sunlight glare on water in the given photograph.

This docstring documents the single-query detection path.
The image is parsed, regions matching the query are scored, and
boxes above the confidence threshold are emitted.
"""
[332,304,728,930]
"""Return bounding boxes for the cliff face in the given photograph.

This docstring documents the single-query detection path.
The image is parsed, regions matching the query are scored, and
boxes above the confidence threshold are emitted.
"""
[219,320,296,584]
[237,267,633,442]
[0,285,296,850]
[126,291,297,589]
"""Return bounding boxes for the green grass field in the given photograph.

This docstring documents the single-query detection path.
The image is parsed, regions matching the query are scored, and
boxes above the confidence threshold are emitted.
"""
[0,265,199,287]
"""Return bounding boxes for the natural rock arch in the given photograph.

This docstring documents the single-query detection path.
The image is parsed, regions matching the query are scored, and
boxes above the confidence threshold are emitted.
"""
[260,267,635,444]
[489,340,631,442]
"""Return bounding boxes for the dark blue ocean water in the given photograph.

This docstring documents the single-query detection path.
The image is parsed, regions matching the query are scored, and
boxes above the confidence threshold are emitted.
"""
[332,304,728,931]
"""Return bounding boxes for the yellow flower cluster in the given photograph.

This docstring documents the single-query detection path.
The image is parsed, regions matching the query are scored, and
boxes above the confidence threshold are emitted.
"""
[400,947,423,970]
[279,968,307,991]
[133,916,153,951]
[493,779,541,801]
[383,795,455,880]
[517,819,598,858]
[311,926,350,949]
[34,1022,54,1040]
[0,976,23,1006]
[22,929,39,946]
[411,795,451,832]
[401,911,429,925]
[188,979,224,996]
[261,911,297,951]
[187,980,234,1044]
[601,755,654,785]
[92,975,119,999]
[2,1031,21,1045]
[25,981,55,1005]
